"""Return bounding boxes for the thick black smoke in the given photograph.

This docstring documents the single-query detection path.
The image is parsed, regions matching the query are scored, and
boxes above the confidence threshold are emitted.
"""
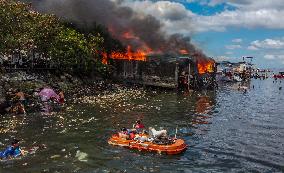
[27,0,208,58]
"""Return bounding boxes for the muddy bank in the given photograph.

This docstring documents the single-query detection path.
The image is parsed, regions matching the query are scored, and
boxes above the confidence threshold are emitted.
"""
[0,70,92,113]
[0,70,147,114]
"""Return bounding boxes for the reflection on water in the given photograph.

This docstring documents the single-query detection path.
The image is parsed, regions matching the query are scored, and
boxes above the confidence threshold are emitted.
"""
[0,78,284,172]
[196,95,213,114]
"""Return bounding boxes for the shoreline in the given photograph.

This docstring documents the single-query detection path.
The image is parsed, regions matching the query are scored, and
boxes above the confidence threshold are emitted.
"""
[0,70,153,115]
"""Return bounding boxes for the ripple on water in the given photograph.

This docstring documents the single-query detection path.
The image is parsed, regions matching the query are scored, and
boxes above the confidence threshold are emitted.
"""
[1,79,284,172]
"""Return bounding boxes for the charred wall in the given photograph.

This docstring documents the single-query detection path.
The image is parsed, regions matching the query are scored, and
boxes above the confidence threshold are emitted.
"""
[111,56,216,90]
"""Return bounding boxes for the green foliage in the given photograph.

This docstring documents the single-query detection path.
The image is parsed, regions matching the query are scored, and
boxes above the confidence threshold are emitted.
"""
[0,0,32,53]
[0,0,121,77]
[46,24,106,74]
[53,28,89,63]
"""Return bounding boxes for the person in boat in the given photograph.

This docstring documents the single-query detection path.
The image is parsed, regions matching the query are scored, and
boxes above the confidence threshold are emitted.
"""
[134,135,150,143]
[118,127,135,140]
[133,119,145,133]
[0,139,25,159]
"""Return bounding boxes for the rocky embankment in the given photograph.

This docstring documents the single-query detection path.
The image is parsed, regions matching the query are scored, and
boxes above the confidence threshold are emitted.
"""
[0,70,152,114]
[0,70,88,112]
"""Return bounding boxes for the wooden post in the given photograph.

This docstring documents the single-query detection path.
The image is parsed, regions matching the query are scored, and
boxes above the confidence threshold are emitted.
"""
[187,59,191,91]
[123,61,126,79]
[175,59,179,89]
[31,50,34,69]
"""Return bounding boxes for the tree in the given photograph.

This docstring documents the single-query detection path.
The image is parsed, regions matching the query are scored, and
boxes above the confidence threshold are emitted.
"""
[49,27,100,73]
[0,0,117,77]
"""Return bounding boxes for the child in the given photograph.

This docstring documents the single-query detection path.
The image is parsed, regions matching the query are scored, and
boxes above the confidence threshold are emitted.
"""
[133,119,145,133]
[0,139,25,159]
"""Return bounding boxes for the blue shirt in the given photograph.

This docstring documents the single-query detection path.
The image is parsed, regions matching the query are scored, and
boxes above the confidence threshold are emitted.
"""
[0,146,21,159]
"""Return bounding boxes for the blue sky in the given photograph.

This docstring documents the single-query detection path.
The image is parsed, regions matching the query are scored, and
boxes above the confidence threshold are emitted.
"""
[181,1,236,15]
[183,1,284,69]
[124,0,284,69]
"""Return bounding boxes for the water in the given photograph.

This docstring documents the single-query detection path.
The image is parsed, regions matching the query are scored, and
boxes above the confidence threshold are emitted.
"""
[0,78,283,173]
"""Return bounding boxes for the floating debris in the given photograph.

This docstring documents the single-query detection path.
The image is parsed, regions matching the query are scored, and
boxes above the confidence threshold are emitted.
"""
[50,155,61,159]
[75,150,88,162]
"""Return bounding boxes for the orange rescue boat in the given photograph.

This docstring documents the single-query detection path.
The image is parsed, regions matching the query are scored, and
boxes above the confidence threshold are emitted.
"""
[108,134,187,155]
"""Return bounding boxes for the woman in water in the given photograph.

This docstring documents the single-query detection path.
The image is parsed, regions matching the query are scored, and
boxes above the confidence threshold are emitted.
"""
[0,139,25,159]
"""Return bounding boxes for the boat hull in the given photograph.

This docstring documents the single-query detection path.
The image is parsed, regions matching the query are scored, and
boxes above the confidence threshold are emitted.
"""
[108,134,187,155]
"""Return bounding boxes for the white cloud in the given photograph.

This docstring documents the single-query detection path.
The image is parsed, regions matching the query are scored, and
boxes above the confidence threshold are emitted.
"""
[250,38,284,49]
[215,55,230,62]
[232,38,242,43]
[126,0,284,68]
[225,44,242,50]
[120,1,196,34]
[207,0,284,10]
[195,9,284,32]
[120,1,284,34]
[264,54,284,64]
[247,45,259,50]
[264,55,276,60]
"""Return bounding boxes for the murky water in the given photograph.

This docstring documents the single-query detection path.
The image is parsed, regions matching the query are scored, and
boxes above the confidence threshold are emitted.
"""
[0,78,283,173]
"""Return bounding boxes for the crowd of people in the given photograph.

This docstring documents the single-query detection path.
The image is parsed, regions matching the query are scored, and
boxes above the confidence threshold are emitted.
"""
[118,119,170,144]
[0,86,65,160]
[0,87,65,115]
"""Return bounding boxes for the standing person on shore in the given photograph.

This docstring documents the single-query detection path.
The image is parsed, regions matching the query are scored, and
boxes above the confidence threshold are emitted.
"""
[39,87,58,114]
[15,90,27,106]
[11,89,28,114]
[58,90,65,105]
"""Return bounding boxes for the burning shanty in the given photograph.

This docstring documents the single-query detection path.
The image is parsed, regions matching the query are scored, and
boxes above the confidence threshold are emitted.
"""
[29,0,217,90]
[104,49,216,90]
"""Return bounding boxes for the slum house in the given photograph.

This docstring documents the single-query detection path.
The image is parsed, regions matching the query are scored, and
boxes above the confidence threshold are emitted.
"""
[110,54,216,90]
[230,61,253,81]
[0,52,56,70]
[216,60,254,82]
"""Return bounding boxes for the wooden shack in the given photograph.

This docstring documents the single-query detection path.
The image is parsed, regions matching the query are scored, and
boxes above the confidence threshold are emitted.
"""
[111,54,217,90]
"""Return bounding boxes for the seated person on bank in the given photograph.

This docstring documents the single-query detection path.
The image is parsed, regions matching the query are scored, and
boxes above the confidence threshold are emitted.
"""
[0,139,25,159]
[118,127,136,140]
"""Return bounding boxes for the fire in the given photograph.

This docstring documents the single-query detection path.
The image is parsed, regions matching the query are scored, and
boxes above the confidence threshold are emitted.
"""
[179,49,189,55]
[122,31,140,40]
[102,53,108,64]
[197,60,215,74]
[196,96,212,114]
[111,46,147,61]
[102,46,148,64]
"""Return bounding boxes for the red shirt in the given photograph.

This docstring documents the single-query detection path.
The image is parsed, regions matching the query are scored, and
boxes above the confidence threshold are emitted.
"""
[135,124,145,129]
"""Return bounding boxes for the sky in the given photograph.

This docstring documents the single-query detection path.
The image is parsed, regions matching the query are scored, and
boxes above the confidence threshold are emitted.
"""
[119,0,284,69]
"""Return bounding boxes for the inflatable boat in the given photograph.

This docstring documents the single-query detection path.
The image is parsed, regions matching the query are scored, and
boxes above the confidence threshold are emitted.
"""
[108,134,187,155]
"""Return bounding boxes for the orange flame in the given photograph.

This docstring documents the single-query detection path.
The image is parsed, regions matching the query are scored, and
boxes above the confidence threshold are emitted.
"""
[102,53,108,64]
[111,46,147,61]
[196,96,212,114]
[122,31,140,40]
[197,60,215,74]
[179,49,189,55]
[102,46,148,64]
